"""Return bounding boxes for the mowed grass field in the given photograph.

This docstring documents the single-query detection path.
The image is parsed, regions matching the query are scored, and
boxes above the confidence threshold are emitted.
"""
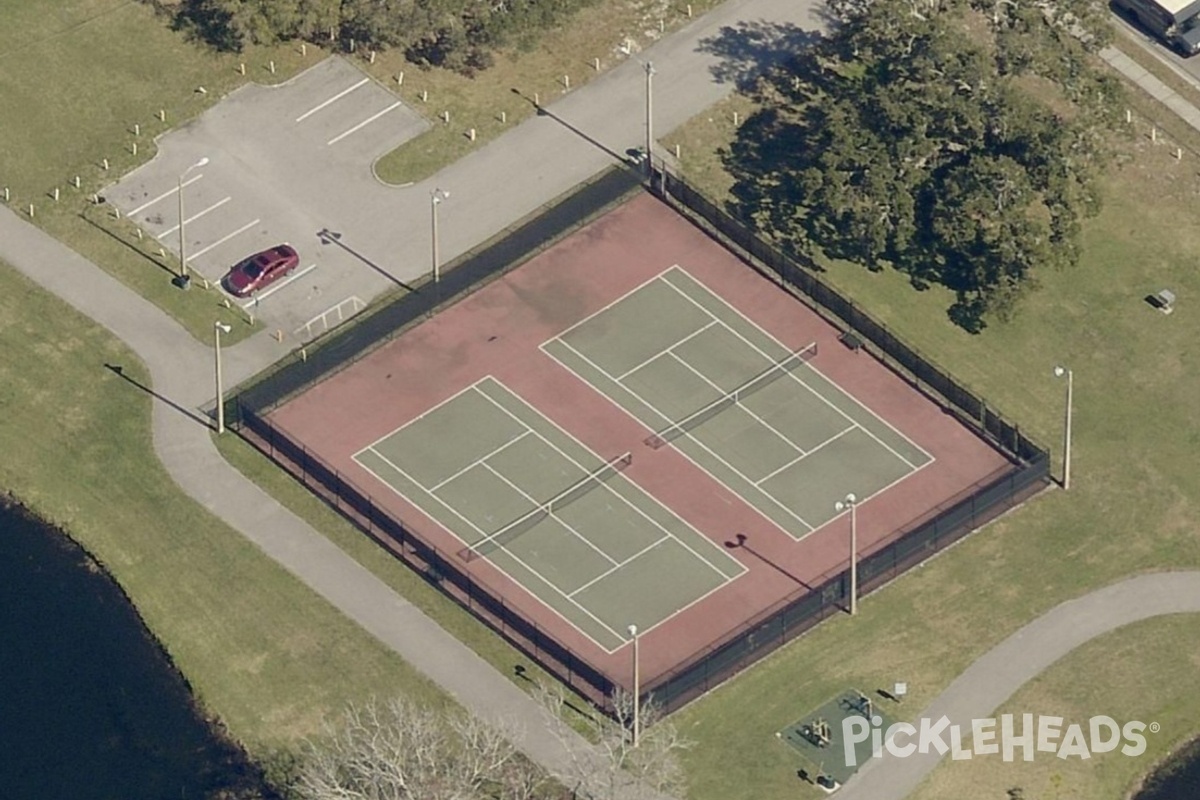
[662,84,1200,799]
[0,258,451,753]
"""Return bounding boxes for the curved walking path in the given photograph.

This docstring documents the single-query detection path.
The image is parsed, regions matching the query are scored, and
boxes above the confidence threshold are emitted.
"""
[838,571,1200,800]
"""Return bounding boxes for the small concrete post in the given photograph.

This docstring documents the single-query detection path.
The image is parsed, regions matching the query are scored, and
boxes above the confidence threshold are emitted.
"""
[564,74,570,89]
[134,123,140,136]
[158,109,165,121]
[239,63,246,75]
[1125,109,1132,124]
[136,228,143,240]
[1152,126,1158,143]
[469,128,476,141]
[1176,147,1183,160]
[369,50,376,64]
[594,57,600,70]
[733,111,740,125]
[113,207,120,219]
[28,204,34,217]
[500,110,507,123]
[687,3,693,15]
[102,158,109,170]
[534,92,540,105]
[659,18,665,31]
[674,143,681,158]
[350,38,356,52]
[421,90,428,102]
[53,188,59,201]
[301,43,307,56]
[269,60,276,74]
[131,141,138,155]
[3,187,8,202]
[73,176,80,188]
[397,71,404,85]
[442,110,450,123]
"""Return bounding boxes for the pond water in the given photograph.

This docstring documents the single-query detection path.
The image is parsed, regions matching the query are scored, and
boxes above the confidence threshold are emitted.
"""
[1133,736,1200,800]
[0,497,274,799]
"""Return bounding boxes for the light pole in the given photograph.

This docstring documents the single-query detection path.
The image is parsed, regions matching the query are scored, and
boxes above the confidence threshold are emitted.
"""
[1054,366,1073,491]
[177,157,209,282]
[834,493,858,615]
[644,61,655,179]
[628,623,641,747]
[214,321,231,434]
[431,188,450,284]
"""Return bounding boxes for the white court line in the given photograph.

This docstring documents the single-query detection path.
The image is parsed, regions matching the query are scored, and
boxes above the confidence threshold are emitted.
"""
[296,77,370,122]
[127,174,203,218]
[754,426,856,487]
[353,449,628,649]
[428,430,532,492]
[157,196,231,239]
[667,350,806,461]
[553,337,815,533]
[473,377,745,579]
[660,274,924,471]
[327,101,402,145]
[478,461,619,567]
[568,536,670,598]
[189,218,260,260]
[662,267,936,468]
[351,379,494,462]
[238,264,317,307]
[616,319,718,381]
[552,267,680,341]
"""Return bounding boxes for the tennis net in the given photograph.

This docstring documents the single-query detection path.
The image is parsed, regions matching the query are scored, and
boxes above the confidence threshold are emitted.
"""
[460,452,633,562]
[645,341,818,449]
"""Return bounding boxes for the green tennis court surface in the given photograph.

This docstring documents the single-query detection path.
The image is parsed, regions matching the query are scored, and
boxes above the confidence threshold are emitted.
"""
[780,689,898,785]
[352,376,745,652]
[542,266,934,541]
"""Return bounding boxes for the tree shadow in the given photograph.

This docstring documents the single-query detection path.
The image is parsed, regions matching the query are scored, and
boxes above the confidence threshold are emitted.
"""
[697,20,824,91]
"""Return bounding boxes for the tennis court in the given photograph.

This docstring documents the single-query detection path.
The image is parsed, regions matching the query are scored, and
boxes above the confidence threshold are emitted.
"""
[542,266,934,541]
[352,376,745,652]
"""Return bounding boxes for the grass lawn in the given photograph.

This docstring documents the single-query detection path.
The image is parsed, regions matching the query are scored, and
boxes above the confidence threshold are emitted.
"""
[0,257,454,756]
[661,59,1200,800]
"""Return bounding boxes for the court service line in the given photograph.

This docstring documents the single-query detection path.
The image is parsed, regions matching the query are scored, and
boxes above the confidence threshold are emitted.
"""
[552,337,815,534]
[660,275,924,471]
[754,425,857,487]
[478,460,619,567]
[352,378,494,459]
[666,350,806,459]
[188,218,260,260]
[355,445,628,649]
[616,319,719,381]
[327,101,402,145]
[662,267,936,467]
[567,536,671,598]
[296,77,370,122]
[427,430,533,492]
[473,377,742,580]
[156,196,232,239]
[127,174,204,218]
[549,267,677,343]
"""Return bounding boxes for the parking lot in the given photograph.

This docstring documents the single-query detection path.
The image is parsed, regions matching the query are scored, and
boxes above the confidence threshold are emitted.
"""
[105,57,429,336]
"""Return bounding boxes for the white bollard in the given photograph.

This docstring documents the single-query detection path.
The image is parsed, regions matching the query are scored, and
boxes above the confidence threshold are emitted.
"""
[564,74,570,89]
[674,143,681,158]
[687,3,693,15]
[659,18,665,31]
[397,71,404,85]
[1176,147,1183,160]
[158,109,165,121]
[350,39,355,52]
[1126,109,1132,124]
[500,110,507,123]
[594,57,600,70]
[73,176,80,188]
[733,111,740,125]
[3,187,8,202]
[300,43,307,56]
[53,188,59,201]
[369,50,376,64]
[91,193,98,204]
[113,207,120,219]
[136,228,143,240]
[1152,126,1157,143]
[134,123,140,136]
[421,90,428,102]
[239,63,246,75]
[442,110,450,123]
[102,158,109,170]
[28,204,34,217]
[534,92,540,105]
[469,128,476,141]
[269,60,276,74]
[131,141,138,155]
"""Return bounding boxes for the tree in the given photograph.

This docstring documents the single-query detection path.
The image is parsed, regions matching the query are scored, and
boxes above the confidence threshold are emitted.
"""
[723,0,1120,331]
[293,697,546,800]
[534,682,691,800]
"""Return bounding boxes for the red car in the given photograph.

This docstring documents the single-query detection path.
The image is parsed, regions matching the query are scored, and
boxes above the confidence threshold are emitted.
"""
[221,244,299,297]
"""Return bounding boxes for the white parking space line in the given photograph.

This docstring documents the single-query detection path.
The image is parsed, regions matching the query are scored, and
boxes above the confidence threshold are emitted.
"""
[296,77,371,122]
[156,196,232,239]
[238,264,317,307]
[327,102,403,145]
[189,218,261,260]
[127,174,204,217]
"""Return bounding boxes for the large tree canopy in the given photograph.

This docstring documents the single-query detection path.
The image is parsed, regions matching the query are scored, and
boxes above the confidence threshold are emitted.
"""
[723,0,1121,330]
